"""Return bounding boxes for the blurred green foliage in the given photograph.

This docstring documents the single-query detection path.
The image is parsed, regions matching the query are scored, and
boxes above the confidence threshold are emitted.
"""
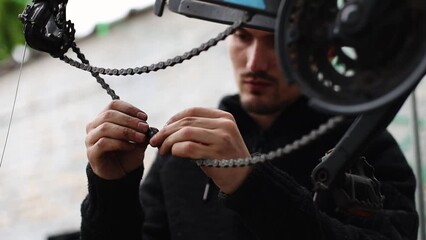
[0,0,28,61]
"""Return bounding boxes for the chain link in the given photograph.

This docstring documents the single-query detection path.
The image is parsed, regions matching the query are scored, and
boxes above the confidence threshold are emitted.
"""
[195,116,344,167]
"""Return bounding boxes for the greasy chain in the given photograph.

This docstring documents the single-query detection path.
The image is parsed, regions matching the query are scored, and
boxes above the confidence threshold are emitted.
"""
[61,15,251,75]
[195,116,344,167]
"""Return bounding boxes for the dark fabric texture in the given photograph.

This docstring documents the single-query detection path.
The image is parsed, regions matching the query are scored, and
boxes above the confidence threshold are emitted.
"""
[80,95,418,240]
[81,165,144,240]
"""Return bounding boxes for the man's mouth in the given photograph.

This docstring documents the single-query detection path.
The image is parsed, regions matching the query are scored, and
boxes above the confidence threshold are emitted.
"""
[243,78,273,91]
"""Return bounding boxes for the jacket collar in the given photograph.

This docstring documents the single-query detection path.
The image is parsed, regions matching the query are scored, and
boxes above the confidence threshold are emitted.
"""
[218,94,337,152]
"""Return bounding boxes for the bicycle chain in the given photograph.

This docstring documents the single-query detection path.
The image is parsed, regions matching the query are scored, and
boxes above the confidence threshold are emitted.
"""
[61,20,120,99]
[195,116,344,167]
[59,13,252,101]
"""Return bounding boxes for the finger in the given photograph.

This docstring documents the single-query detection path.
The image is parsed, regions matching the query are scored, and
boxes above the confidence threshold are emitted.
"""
[169,141,211,159]
[166,107,234,126]
[87,100,148,132]
[103,100,148,121]
[86,109,149,134]
[150,117,226,147]
[87,137,137,161]
[86,122,148,146]
[157,126,217,155]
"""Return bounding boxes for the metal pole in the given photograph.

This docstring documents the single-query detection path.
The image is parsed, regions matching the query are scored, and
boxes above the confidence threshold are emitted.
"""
[410,92,425,240]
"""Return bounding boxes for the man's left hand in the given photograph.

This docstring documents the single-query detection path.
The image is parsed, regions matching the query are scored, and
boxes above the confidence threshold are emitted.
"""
[150,107,252,194]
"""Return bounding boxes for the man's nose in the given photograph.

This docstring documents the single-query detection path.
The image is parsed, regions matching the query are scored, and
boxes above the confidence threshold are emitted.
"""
[246,42,269,72]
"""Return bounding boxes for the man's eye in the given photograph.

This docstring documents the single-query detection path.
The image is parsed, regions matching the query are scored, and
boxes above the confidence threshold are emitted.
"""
[235,32,251,43]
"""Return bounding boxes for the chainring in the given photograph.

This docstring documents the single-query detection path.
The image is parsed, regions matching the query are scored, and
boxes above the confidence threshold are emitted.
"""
[276,0,426,114]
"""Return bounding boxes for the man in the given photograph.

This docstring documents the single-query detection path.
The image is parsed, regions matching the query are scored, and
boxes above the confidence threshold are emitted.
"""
[81,28,418,239]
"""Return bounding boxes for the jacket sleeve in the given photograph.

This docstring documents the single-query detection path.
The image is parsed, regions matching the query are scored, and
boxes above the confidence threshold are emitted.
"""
[80,165,144,240]
[139,154,171,240]
[222,131,419,240]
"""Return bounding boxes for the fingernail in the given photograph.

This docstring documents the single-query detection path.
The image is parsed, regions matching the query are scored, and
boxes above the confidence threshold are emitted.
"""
[138,122,148,132]
[135,132,146,142]
[137,112,147,120]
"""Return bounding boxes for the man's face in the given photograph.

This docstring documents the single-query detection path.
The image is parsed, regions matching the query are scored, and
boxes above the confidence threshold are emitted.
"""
[228,28,300,115]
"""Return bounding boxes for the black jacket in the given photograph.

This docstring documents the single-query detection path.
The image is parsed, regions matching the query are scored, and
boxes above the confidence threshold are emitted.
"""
[81,95,418,240]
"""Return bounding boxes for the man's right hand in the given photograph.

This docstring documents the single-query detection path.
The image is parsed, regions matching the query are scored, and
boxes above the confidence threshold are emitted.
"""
[85,100,150,180]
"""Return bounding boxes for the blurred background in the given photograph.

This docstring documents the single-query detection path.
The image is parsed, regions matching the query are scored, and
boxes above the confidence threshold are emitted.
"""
[0,0,425,239]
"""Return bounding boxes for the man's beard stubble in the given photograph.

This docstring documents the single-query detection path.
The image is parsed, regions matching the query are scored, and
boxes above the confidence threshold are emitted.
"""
[240,71,287,115]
